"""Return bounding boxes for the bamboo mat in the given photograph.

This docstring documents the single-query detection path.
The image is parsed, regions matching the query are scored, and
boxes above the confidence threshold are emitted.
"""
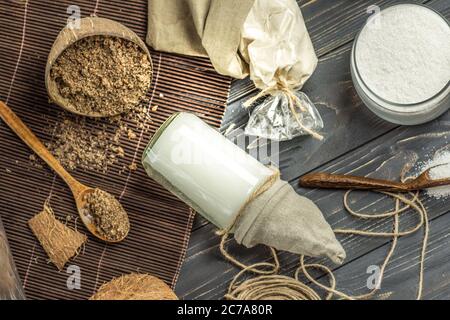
[0,0,231,299]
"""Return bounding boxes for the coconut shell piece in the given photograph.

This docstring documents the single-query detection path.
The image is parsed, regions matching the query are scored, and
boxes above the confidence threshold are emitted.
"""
[28,204,87,271]
[45,17,152,117]
[90,273,178,300]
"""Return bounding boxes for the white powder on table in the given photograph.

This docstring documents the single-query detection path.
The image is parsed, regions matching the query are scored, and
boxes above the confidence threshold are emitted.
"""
[355,4,450,105]
[418,150,450,199]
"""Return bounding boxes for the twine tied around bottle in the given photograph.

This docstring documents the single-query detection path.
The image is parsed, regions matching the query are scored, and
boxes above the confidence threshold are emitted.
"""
[216,167,281,239]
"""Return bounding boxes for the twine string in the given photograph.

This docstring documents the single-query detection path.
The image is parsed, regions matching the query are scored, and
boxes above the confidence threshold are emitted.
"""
[243,82,324,141]
[216,168,280,238]
[221,176,429,300]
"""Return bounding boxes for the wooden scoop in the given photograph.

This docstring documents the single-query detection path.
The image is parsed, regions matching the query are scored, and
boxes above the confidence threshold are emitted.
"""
[299,168,450,192]
[0,101,125,242]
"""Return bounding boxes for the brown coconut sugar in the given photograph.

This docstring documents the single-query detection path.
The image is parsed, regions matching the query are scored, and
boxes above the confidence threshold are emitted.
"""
[90,273,178,300]
[83,189,130,242]
[50,35,152,116]
[46,116,123,172]
[44,102,151,172]
[28,202,87,271]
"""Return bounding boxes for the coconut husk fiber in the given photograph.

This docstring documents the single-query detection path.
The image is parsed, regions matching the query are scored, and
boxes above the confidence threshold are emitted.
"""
[28,203,87,271]
[90,273,178,300]
[45,17,152,117]
[0,217,25,300]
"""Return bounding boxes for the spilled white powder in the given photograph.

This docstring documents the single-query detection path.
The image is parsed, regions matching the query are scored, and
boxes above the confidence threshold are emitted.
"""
[419,150,450,199]
[355,4,450,104]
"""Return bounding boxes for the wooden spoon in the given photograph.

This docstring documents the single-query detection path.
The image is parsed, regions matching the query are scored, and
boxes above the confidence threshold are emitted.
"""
[299,168,450,192]
[0,101,126,242]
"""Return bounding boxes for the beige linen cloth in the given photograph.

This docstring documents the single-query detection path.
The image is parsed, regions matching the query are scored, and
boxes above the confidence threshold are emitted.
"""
[147,0,317,86]
[147,0,254,78]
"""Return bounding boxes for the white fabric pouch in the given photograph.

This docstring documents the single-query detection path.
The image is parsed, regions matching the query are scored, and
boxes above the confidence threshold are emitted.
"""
[240,0,323,141]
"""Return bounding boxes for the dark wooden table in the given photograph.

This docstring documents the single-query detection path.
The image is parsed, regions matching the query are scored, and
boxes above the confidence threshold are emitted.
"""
[175,0,450,300]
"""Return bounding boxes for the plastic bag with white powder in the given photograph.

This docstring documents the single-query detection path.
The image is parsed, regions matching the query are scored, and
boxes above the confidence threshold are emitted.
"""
[147,0,323,141]
[240,0,323,141]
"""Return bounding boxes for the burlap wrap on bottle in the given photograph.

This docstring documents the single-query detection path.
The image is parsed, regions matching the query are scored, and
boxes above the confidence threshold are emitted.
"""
[233,179,346,265]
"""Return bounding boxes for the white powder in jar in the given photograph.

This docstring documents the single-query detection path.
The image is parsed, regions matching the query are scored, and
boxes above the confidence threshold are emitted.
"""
[418,150,450,199]
[355,4,450,105]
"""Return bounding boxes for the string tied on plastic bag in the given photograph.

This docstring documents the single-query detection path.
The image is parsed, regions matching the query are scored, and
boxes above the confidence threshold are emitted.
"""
[243,77,324,141]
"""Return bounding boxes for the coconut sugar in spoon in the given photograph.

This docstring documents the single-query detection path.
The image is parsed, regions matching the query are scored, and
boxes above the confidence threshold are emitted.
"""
[0,101,129,242]
[299,168,450,192]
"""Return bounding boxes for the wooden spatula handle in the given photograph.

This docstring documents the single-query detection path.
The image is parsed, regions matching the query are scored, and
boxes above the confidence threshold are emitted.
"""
[299,172,408,192]
[0,101,83,192]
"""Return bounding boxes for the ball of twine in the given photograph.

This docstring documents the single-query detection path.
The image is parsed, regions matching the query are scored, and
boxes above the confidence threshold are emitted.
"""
[221,182,429,300]
[225,274,321,300]
[221,242,324,300]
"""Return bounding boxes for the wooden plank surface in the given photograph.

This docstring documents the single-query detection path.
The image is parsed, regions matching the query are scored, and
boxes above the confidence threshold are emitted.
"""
[329,208,450,300]
[177,0,450,299]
